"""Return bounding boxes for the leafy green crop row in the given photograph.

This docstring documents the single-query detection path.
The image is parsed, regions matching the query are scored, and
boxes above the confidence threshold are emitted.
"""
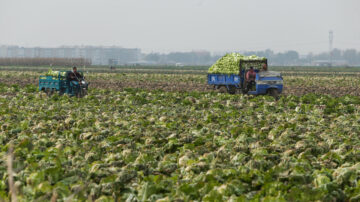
[0,84,360,201]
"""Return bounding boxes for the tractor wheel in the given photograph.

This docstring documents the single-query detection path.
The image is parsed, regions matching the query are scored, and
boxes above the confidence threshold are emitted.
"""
[227,86,236,94]
[218,86,227,93]
[77,88,87,98]
[59,88,65,96]
[268,89,279,100]
[45,88,53,97]
[81,88,88,97]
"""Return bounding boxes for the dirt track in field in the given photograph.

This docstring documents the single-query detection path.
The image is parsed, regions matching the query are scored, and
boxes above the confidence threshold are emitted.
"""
[1,76,360,97]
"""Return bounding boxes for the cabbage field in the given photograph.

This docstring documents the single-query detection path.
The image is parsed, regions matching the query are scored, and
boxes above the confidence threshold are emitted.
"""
[0,68,360,201]
[1,70,360,97]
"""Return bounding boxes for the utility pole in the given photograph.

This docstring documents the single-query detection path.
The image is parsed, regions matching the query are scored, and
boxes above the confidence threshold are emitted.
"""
[329,30,333,66]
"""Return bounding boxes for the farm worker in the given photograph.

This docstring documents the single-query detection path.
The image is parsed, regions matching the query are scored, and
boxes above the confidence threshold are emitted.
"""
[68,66,83,82]
[246,67,256,90]
[261,64,268,71]
[68,66,83,93]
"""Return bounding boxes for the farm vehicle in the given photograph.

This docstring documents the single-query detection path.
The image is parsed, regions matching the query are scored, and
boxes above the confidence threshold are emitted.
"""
[39,71,89,97]
[208,58,283,98]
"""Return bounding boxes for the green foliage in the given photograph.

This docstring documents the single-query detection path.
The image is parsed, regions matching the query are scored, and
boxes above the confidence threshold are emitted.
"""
[45,69,66,77]
[208,53,266,74]
[0,85,360,201]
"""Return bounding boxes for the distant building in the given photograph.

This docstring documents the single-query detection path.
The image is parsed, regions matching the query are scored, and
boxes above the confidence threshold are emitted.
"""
[0,45,141,65]
[312,60,349,67]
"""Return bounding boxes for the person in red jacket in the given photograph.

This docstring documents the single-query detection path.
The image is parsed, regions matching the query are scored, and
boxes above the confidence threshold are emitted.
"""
[246,67,256,91]
[261,63,268,72]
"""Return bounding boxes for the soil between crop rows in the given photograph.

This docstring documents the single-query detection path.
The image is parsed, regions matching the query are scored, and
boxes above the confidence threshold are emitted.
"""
[1,76,360,97]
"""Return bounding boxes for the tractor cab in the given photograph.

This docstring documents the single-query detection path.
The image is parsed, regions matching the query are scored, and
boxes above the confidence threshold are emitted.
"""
[65,71,88,97]
[39,70,89,97]
[239,59,283,97]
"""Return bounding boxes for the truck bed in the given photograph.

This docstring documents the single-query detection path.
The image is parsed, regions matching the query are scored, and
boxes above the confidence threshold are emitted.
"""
[207,74,241,85]
[39,75,67,91]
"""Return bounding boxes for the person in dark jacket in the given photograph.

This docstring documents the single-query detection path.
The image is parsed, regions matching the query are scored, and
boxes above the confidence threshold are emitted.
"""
[68,66,83,82]
[67,66,83,95]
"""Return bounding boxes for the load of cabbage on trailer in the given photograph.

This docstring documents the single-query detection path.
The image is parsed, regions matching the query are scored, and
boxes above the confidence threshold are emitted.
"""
[207,55,283,97]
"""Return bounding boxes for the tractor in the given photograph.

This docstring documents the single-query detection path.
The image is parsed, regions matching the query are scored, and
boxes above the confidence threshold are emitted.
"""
[39,71,89,97]
[208,57,283,98]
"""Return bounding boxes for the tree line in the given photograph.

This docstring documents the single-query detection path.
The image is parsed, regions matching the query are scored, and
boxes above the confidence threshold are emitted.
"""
[1,49,359,66]
[0,58,91,67]
[144,49,360,66]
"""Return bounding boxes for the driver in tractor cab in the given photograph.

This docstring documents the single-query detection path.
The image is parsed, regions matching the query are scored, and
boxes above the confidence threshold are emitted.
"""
[261,63,268,72]
[68,66,83,94]
[68,66,83,83]
[246,66,256,91]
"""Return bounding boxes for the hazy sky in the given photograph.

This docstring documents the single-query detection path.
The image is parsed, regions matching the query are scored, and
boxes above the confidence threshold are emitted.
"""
[1,0,359,54]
